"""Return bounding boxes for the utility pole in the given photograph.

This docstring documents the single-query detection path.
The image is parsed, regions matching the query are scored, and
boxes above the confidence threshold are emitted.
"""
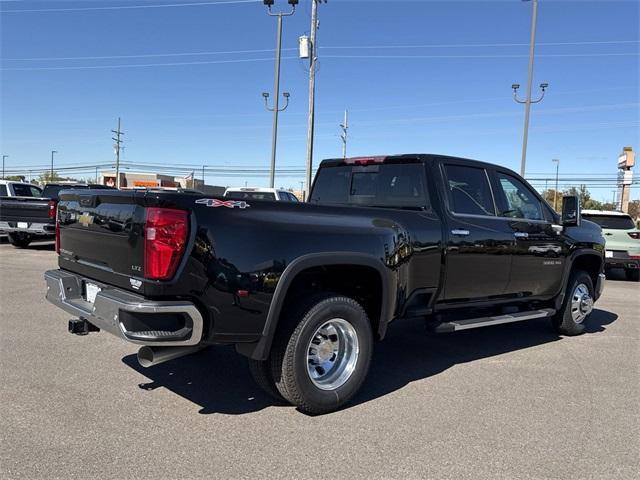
[512,0,548,177]
[340,110,349,159]
[112,117,124,189]
[263,0,297,188]
[1,155,7,179]
[50,150,58,181]
[304,0,321,199]
[552,158,560,211]
[95,166,99,184]
[202,165,205,186]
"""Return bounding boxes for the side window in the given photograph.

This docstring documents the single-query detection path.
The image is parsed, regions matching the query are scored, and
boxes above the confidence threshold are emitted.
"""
[288,193,299,202]
[278,192,289,202]
[0,185,7,196]
[495,173,543,221]
[444,165,495,216]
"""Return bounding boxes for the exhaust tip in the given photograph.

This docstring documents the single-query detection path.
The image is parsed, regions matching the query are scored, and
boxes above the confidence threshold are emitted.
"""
[137,346,155,368]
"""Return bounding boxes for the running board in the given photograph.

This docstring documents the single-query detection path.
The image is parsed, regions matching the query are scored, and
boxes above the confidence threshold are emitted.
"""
[434,308,556,333]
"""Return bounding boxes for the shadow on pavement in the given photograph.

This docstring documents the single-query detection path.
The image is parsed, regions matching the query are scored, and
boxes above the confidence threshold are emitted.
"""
[122,308,618,415]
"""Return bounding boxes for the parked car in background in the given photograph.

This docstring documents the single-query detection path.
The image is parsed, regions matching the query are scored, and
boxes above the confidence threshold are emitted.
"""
[224,187,299,202]
[0,183,112,248]
[582,210,640,281]
[0,180,43,237]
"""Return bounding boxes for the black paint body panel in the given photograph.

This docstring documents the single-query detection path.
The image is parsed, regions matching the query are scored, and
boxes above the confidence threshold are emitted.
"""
[53,155,606,358]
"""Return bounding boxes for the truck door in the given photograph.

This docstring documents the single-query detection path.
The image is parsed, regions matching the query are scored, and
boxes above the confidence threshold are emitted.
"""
[490,170,566,297]
[440,163,514,301]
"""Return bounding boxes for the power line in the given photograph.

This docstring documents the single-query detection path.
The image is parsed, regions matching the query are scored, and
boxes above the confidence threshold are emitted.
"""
[6,40,637,62]
[1,0,259,13]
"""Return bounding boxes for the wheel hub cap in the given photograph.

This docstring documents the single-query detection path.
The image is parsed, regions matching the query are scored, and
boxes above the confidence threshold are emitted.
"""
[571,283,593,324]
[306,318,359,391]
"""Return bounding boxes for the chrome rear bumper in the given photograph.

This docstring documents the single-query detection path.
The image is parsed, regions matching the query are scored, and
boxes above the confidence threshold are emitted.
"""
[0,221,54,235]
[44,269,204,347]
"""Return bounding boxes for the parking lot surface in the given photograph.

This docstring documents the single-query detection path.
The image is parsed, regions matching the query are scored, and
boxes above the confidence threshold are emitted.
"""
[1,240,638,479]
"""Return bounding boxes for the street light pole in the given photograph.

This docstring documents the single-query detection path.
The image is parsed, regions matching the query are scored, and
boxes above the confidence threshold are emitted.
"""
[50,150,58,181]
[304,0,320,199]
[263,0,297,188]
[552,158,560,211]
[1,155,7,179]
[512,0,548,178]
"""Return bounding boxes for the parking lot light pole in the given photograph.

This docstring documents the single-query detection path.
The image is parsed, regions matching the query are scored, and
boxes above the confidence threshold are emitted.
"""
[50,150,58,181]
[2,155,7,179]
[553,158,560,211]
[512,0,549,178]
[263,0,297,188]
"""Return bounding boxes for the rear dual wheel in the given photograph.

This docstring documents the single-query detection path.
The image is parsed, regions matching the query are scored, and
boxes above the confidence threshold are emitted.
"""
[248,294,373,415]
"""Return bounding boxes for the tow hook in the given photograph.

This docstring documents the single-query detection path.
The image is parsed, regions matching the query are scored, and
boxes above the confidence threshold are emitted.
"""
[68,318,100,335]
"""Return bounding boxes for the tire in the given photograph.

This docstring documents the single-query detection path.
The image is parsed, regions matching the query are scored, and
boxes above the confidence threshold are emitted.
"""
[552,270,594,336]
[7,232,32,248]
[625,269,640,282]
[247,358,285,402]
[269,294,374,415]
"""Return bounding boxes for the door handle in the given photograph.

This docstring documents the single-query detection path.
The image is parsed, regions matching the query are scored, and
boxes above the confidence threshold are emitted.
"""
[514,232,529,239]
[451,229,470,236]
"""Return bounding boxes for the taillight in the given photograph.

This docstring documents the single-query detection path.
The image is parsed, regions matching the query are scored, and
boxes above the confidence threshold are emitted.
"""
[627,232,640,240]
[55,217,60,254]
[47,200,57,219]
[144,208,188,280]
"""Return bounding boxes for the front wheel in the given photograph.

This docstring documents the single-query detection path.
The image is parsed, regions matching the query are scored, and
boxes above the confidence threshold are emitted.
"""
[270,295,374,415]
[552,270,594,336]
[7,232,32,248]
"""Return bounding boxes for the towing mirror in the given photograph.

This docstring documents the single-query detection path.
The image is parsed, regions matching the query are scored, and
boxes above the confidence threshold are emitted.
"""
[561,195,581,227]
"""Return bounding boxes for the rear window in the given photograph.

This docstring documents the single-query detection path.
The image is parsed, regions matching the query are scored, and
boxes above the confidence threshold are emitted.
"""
[12,183,42,197]
[310,163,429,209]
[583,214,635,230]
[0,185,7,196]
[225,191,277,201]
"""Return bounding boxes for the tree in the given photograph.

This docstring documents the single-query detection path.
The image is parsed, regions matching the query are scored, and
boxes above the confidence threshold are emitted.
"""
[628,200,640,221]
[36,171,80,184]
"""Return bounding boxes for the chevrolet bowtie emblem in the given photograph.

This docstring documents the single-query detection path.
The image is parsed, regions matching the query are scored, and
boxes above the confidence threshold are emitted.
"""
[78,212,94,227]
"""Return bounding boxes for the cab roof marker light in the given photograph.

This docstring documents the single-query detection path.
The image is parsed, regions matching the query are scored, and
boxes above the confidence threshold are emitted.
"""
[344,156,387,166]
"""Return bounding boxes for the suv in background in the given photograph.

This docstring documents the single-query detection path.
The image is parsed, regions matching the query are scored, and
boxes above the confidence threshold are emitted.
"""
[224,187,299,202]
[582,210,640,281]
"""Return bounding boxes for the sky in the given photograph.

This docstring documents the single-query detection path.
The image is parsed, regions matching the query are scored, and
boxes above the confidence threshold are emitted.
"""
[1,0,639,201]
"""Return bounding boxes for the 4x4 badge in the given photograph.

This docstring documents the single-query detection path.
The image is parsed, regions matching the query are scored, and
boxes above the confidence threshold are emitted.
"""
[196,199,250,209]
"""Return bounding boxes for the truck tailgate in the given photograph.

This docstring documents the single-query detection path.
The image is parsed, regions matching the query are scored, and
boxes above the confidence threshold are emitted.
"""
[0,197,52,223]
[57,190,146,288]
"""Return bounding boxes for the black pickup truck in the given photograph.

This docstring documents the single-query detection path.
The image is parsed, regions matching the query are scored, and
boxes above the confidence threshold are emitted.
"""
[44,154,606,414]
[0,183,112,247]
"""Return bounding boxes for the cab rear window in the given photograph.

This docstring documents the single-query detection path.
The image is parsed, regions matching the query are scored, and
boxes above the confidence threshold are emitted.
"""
[310,164,429,209]
[12,184,42,197]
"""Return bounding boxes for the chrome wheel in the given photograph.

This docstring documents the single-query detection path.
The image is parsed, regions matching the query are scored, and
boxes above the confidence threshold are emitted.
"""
[570,283,593,324]
[306,318,359,391]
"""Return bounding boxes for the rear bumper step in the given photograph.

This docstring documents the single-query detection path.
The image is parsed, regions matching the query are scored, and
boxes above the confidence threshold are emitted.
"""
[45,269,204,346]
[435,308,556,333]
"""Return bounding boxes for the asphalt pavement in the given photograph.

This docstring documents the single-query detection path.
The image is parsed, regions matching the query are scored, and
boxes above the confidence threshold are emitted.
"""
[1,239,638,479]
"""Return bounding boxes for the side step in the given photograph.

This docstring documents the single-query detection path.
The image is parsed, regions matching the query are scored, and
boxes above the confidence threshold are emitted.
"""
[435,308,555,333]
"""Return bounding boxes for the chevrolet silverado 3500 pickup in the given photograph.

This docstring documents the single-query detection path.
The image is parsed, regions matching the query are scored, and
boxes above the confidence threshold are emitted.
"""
[45,154,606,414]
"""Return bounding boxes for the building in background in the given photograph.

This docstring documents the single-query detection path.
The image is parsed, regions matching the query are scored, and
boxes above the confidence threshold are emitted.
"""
[99,170,225,196]
[616,147,635,213]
